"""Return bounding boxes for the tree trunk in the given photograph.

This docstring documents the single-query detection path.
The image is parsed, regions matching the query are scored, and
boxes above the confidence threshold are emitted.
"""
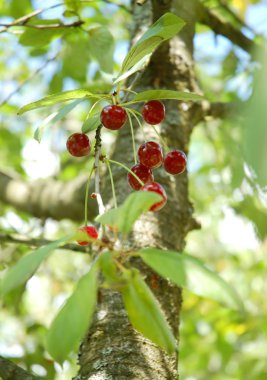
[74,1,200,379]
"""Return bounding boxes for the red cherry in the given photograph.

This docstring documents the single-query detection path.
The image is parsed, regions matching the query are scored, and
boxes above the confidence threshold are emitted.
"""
[100,104,127,130]
[138,141,163,169]
[77,226,98,246]
[127,163,154,190]
[66,133,91,157]
[142,100,165,125]
[141,182,167,211]
[164,150,187,175]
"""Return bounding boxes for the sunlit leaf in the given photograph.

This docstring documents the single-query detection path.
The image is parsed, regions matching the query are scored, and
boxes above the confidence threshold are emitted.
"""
[88,26,115,73]
[82,112,101,133]
[46,264,98,364]
[125,90,204,104]
[18,89,104,114]
[121,269,177,353]
[34,99,83,142]
[118,13,185,76]
[96,192,161,234]
[139,248,244,311]
[1,236,71,296]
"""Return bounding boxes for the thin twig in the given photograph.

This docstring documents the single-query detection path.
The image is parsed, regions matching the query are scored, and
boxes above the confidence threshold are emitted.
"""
[0,232,110,251]
[0,20,84,29]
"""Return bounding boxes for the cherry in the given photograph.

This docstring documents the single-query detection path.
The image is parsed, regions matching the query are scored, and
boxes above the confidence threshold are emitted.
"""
[77,226,98,246]
[138,141,163,169]
[127,163,154,190]
[66,133,91,157]
[142,100,165,125]
[164,150,187,175]
[100,104,127,130]
[141,182,167,212]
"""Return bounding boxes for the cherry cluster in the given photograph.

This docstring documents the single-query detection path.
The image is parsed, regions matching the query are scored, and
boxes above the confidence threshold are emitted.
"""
[65,99,187,243]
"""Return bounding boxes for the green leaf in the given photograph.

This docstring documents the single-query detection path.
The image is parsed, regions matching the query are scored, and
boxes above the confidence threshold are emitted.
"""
[96,191,161,234]
[242,49,267,186]
[121,269,177,354]
[62,35,91,82]
[82,112,101,133]
[19,20,67,47]
[88,26,115,73]
[119,13,185,75]
[34,99,83,142]
[17,89,104,115]
[99,251,120,284]
[139,248,244,311]
[126,90,204,104]
[1,236,71,296]
[113,55,149,85]
[46,264,98,364]
[121,36,163,75]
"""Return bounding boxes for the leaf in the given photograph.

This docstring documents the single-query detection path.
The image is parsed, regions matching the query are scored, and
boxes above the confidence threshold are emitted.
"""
[46,264,98,364]
[121,36,163,75]
[139,248,244,311]
[99,251,120,284]
[19,20,67,47]
[62,33,91,82]
[242,49,267,186]
[88,26,115,73]
[17,89,104,115]
[119,13,185,75]
[82,112,101,133]
[34,99,83,142]
[121,269,177,354]
[113,55,149,85]
[96,191,161,234]
[126,90,204,104]
[1,236,71,296]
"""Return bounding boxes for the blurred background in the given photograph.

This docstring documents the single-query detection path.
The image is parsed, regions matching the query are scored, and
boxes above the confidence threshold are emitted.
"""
[0,0,267,379]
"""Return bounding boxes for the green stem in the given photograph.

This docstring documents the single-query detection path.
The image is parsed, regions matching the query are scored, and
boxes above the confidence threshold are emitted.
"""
[106,159,118,208]
[151,124,168,151]
[84,164,95,225]
[126,108,146,142]
[126,110,137,164]
[108,159,144,187]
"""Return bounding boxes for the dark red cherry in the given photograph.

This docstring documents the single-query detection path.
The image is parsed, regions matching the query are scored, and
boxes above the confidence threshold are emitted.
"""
[141,182,167,211]
[142,100,165,125]
[66,133,91,157]
[77,226,98,246]
[164,150,187,175]
[127,163,154,190]
[100,105,127,130]
[138,141,163,169]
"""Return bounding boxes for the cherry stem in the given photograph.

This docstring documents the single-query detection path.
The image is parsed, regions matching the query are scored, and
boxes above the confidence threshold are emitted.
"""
[106,159,118,208]
[94,125,105,216]
[151,124,168,151]
[125,108,146,142]
[84,163,95,226]
[107,159,144,187]
[126,110,137,164]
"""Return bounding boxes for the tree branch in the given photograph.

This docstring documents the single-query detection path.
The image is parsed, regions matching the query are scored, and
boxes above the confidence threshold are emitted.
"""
[0,170,97,222]
[0,356,42,380]
[197,0,257,54]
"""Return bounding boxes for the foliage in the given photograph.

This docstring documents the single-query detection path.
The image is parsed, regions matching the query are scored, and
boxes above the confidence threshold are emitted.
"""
[0,0,266,379]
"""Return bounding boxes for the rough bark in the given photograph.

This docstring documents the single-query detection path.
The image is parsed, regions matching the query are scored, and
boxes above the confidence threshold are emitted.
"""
[0,356,42,380]
[75,1,200,379]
